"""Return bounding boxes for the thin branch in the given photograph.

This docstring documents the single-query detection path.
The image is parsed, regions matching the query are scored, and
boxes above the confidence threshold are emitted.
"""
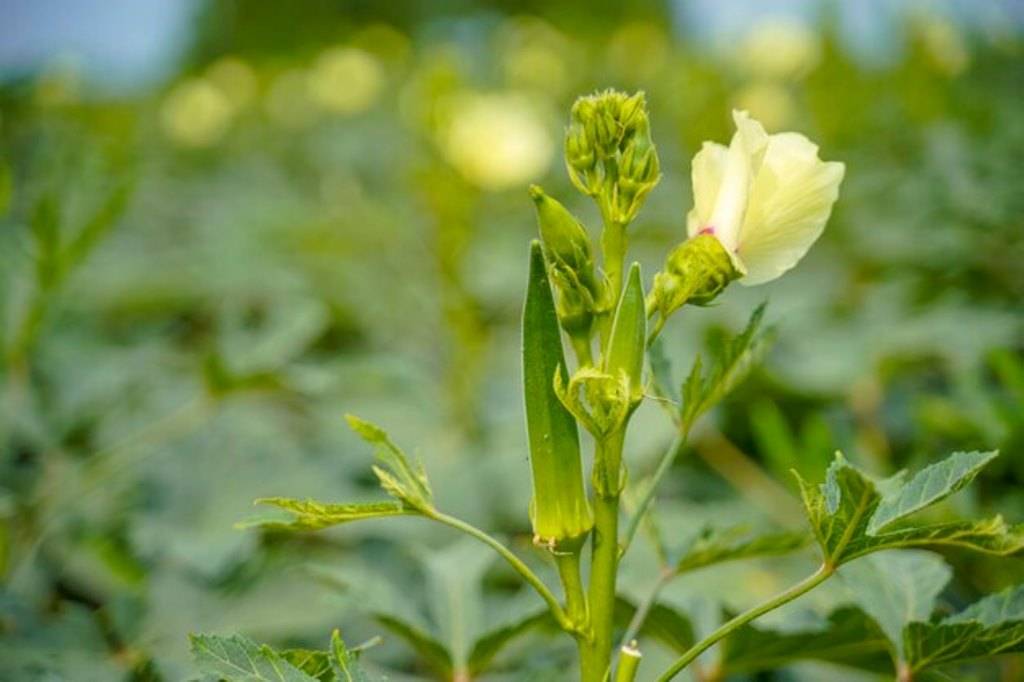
[428,511,574,633]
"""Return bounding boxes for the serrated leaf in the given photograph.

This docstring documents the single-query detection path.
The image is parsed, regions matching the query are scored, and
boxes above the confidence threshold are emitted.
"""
[903,588,1024,674]
[190,633,318,682]
[720,606,892,675]
[280,649,333,682]
[797,451,1022,565]
[468,608,556,674]
[239,498,409,531]
[946,584,1024,625]
[330,630,378,682]
[680,303,773,433]
[839,550,952,661]
[673,525,808,575]
[868,451,998,534]
[345,414,433,512]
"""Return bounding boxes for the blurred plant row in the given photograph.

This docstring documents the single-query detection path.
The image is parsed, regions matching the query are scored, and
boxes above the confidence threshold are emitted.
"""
[1,6,1022,680]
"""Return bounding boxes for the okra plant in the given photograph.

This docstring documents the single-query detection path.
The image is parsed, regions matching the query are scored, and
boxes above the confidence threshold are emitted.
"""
[191,91,1024,681]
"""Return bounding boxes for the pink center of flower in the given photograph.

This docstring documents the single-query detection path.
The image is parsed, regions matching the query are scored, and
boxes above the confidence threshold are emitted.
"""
[698,226,715,236]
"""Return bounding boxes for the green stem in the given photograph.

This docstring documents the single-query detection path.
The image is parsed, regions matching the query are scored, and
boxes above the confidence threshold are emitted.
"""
[620,431,687,556]
[655,564,834,681]
[614,642,642,682]
[570,331,594,368]
[430,511,574,633]
[582,491,620,681]
[556,551,589,631]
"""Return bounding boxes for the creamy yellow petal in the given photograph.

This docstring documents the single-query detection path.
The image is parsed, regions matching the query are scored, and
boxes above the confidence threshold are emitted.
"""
[686,141,728,238]
[705,110,769,254]
[735,131,844,285]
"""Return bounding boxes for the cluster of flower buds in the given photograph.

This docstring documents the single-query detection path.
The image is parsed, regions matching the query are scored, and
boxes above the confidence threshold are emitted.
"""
[530,185,607,348]
[564,90,660,225]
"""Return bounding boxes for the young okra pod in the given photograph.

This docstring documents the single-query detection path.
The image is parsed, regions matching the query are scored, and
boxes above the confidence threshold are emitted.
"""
[522,241,593,549]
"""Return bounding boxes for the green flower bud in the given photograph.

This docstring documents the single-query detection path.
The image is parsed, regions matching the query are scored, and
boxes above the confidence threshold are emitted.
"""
[648,234,740,325]
[530,185,604,337]
[530,185,594,277]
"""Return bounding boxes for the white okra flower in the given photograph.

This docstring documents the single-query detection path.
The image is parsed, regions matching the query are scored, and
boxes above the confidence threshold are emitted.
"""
[687,110,845,285]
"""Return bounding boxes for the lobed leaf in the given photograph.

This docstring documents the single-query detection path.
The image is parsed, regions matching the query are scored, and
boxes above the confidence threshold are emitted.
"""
[904,585,1024,673]
[672,525,809,575]
[868,451,998,534]
[796,451,1023,566]
[189,633,318,682]
[839,550,951,660]
[345,414,433,512]
[239,498,409,531]
[719,606,892,675]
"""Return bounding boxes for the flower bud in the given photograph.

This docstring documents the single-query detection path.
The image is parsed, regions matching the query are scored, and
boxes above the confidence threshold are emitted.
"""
[530,185,604,336]
[648,234,739,325]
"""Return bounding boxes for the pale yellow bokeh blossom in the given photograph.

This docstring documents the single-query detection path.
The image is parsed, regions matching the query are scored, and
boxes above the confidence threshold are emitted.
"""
[160,78,234,147]
[736,20,821,80]
[687,110,844,285]
[733,81,795,130]
[307,47,384,115]
[206,56,258,111]
[442,92,553,191]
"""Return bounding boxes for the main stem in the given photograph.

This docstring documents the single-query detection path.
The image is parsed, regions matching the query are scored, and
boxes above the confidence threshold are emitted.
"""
[655,563,834,681]
[582,434,625,681]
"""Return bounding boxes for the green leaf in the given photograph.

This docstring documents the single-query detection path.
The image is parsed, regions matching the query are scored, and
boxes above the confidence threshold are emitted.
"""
[672,525,809,575]
[720,606,892,675]
[468,609,556,674]
[614,596,696,655]
[839,550,952,661]
[903,586,1024,673]
[647,336,679,405]
[797,451,1023,565]
[190,633,319,681]
[239,498,409,531]
[522,240,591,543]
[868,451,998,534]
[605,262,646,392]
[946,584,1024,625]
[345,414,433,512]
[373,615,453,677]
[330,630,378,682]
[680,303,773,433]
[280,650,333,682]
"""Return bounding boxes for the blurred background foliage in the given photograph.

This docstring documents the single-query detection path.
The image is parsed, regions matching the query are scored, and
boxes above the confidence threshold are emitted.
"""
[1,0,1022,679]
